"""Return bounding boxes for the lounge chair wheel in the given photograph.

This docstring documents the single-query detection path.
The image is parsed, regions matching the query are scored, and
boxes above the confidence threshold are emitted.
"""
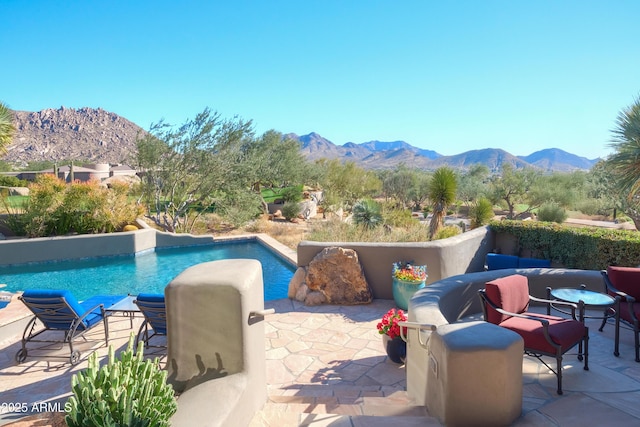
[70,351,81,365]
[15,349,27,363]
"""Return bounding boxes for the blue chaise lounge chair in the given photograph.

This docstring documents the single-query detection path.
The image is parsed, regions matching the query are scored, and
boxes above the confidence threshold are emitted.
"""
[17,289,125,365]
[133,293,167,350]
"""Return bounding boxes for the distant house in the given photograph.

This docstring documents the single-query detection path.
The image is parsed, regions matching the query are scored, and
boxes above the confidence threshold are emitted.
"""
[1,163,138,183]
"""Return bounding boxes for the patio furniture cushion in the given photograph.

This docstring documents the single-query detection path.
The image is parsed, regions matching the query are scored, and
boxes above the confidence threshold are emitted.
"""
[500,314,586,354]
[518,257,551,268]
[606,266,640,299]
[484,275,530,324]
[485,253,519,271]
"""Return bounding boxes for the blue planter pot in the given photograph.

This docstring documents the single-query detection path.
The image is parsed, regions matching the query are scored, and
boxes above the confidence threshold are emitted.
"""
[392,277,426,310]
[383,334,407,364]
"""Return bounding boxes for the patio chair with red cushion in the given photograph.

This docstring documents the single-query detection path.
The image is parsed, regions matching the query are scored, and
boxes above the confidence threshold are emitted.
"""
[601,266,640,362]
[478,274,589,395]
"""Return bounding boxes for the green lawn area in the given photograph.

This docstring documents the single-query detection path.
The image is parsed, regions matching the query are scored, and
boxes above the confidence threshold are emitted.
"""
[261,185,303,204]
[1,195,28,210]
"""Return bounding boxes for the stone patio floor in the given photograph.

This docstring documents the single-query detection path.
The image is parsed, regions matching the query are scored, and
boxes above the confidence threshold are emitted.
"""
[0,297,639,426]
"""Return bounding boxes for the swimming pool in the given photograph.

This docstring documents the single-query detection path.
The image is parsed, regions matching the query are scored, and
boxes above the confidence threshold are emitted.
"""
[0,241,295,301]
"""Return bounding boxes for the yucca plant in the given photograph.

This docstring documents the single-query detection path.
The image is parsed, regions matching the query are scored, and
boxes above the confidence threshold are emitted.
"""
[65,334,177,427]
[352,199,383,229]
[0,101,15,156]
[428,167,457,239]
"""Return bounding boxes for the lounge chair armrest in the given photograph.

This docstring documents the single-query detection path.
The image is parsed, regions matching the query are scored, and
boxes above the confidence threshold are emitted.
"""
[531,295,578,310]
[77,303,105,322]
[623,294,636,304]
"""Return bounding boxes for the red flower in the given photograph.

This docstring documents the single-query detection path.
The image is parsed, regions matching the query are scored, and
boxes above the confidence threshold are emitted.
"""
[376,308,408,339]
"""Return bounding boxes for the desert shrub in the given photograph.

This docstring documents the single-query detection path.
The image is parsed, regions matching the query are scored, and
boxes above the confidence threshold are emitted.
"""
[5,175,143,237]
[0,175,28,187]
[280,186,303,203]
[281,202,301,220]
[352,199,383,229]
[218,191,262,227]
[244,214,272,233]
[469,198,494,229]
[382,205,415,228]
[537,202,568,223]
[573,198,610,217]
[307,217,431,243]
[433,225,461,240]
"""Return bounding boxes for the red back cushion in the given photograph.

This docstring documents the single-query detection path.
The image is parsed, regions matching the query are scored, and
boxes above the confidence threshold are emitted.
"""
[484,274,530,324]
[607,266,640,299]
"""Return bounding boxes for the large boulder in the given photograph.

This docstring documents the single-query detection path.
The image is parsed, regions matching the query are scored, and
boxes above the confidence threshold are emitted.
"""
[293,246,372,305]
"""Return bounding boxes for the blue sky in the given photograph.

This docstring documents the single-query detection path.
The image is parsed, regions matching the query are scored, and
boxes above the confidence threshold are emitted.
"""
[1,1,638,159]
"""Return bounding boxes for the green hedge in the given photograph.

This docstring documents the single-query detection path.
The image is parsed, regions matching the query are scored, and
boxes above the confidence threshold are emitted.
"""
[489,220,640,270]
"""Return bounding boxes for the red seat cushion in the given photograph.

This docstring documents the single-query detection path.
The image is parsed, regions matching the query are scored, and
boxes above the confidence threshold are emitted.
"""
[607,266,640,300]
[500,313,586,355]
[484,275,530,324]
[620,301,640,325]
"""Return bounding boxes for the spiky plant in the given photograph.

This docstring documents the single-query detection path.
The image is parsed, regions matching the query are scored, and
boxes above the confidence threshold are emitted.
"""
[352,198,383,229]
[608,96,640,196]
[428,167,457,239]
[65,334,177,427]
[469,197,494,229]
[0,101,15,156]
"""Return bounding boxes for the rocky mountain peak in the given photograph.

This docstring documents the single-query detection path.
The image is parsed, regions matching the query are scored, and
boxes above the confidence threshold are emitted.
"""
[5,107,145,167]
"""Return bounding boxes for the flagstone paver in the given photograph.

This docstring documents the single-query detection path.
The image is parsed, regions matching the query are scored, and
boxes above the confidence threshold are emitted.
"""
[1,296,640,426]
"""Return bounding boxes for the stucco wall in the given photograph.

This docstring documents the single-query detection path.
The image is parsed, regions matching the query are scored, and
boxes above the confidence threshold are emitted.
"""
[0,229,158,266]
[0,229,217,266]
[296,226,495,300]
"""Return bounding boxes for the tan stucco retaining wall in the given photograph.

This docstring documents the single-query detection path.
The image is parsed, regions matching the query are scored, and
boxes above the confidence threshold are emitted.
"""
[0,230,296,267]
[296,226,495,300]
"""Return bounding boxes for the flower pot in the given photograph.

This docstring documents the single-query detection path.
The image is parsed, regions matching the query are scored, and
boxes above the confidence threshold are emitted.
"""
[382,334,406,364]
[392,277,426,310]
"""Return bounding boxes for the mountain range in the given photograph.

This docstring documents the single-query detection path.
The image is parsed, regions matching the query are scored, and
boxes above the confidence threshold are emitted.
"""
[286,132,600,172]
[3,107,599,172]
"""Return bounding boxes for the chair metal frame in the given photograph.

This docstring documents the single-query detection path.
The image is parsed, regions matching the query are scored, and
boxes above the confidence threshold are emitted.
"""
[133,296,167,350]
[479,288,589,395]
[17,295,110,365]
[601,269,639,362]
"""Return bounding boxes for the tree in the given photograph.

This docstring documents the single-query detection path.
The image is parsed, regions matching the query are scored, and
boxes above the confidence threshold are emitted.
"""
[312,159,381,211]
[428,167,457,239]
[457,164,490,208]
[490,164,538,219]
[0,101,16,156]
[246,130,307,213]
[407,170,431,211]
[381,164,417,208]
[525,172,581,214]
[136,108,254,233]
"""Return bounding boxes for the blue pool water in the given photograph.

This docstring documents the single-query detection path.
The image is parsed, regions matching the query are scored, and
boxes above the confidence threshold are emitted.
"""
[0,241,295,301]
